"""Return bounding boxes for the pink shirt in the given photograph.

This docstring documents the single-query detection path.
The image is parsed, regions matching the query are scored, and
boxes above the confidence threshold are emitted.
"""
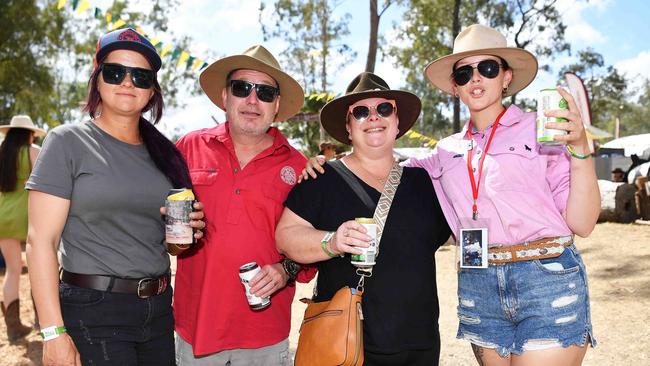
[408,105,572,246]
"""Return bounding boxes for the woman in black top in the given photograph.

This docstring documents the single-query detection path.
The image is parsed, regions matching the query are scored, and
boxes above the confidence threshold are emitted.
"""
[276,72,451,366]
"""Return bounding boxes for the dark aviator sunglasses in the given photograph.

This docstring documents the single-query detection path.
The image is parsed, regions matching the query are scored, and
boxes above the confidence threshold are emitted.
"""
[348,100,396,122]
[451,59,502,86]
[101,63,155,89]
[230,80,280,103]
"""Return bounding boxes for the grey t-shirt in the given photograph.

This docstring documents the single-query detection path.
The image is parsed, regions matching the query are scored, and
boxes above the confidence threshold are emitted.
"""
[26,121,172,278]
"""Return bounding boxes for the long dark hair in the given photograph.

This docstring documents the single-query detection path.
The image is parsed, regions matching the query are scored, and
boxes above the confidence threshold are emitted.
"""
[83,58,192,189]
[0,128,33,192]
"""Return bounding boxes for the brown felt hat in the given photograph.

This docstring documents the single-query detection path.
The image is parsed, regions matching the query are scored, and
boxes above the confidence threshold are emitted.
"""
[199,45,304,122]
[424,24,538,97]
[320,72,421,145]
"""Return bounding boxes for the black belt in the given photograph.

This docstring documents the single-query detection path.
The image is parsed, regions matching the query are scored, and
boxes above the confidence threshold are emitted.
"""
[61,270,170,299]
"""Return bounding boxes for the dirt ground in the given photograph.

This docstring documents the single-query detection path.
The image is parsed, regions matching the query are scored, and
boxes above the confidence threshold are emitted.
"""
[2,222,649,365]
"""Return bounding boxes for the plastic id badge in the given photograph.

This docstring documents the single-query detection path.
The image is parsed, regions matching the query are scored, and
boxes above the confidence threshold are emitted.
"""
[459,228,488,269]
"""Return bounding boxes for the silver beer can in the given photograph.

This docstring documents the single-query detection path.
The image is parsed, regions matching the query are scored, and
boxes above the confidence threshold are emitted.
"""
[350,218,377,267]
[239,262,271,310]
[536,88,568,145]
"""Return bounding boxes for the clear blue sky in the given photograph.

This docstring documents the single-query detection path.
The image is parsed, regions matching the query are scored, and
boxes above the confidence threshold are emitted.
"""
[126,0,649,136]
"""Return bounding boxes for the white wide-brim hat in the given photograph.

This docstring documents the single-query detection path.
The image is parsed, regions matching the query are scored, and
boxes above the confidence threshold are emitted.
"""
[424,24,538,97]
[0,115,46,137]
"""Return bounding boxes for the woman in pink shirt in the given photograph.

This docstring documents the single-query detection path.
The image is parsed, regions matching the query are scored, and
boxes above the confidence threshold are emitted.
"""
[413,24,600,366]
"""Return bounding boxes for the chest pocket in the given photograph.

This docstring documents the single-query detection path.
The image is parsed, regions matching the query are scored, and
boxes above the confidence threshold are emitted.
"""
[190,169,219,186]
[436,151,469,199]
[485,144,540,192]
[247,173,294,233]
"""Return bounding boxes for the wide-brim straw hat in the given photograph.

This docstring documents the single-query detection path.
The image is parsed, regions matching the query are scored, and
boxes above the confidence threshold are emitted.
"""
[0,115,46,137]
[424,24,538,97]
[320,72,421,145]
[199,45,304,122]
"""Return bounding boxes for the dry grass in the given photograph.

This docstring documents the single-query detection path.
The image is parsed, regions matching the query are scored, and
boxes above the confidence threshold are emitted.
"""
[2,223,649,365]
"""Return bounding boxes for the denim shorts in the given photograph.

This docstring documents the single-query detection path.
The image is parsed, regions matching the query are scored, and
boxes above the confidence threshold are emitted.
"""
[456,244,596,357]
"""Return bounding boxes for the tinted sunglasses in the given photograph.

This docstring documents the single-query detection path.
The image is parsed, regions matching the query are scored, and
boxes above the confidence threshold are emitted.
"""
[451,59,502,86]
[348,100,397,122]
[101,63,155,89]
[230,79,280,103]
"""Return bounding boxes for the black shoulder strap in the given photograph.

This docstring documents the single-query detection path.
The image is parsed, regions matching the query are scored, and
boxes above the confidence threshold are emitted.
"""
[328,160,375,211]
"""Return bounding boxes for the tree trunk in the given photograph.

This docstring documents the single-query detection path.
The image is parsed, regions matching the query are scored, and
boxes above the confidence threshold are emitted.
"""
[452,0,462,133]
[319,1,329,141]
[366,0,379,72]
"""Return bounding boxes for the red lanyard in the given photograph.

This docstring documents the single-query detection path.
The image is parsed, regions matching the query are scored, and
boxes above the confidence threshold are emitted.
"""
[466,108,506,220]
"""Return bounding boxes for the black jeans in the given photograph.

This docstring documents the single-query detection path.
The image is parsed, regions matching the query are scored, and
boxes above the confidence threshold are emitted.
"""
[59,281,175,366]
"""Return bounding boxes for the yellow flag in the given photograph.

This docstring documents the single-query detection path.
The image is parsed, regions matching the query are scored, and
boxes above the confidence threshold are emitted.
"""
[177,51,190,69]
[57,0,68,9]
[161,44,173,57]
[191,58,203,71]
[111,19,126,30]
[105,12,112,23]
[76,0,90,14]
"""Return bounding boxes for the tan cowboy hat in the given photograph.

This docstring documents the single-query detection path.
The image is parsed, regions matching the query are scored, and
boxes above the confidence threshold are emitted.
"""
[320,72,421,145]
[0,115,46,137]
[199,45,304,122]
[424,24,538,97]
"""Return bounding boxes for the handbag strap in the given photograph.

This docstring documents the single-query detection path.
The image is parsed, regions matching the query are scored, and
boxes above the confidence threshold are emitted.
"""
[328,160,375,211]
[356,163,403,292]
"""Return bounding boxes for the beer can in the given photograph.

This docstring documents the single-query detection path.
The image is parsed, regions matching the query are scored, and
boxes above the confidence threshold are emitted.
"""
[350,218,377,267]
[165,188,195,249]
[239,262,271,310]
[536,88,569,145]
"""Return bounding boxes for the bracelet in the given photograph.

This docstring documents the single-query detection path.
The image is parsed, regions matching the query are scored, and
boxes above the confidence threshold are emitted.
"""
[320,231,339,258]
[39,325,67,341]
[566,145,591,159]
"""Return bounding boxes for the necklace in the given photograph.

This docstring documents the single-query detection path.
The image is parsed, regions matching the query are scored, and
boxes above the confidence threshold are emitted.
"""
[351,155,390,185]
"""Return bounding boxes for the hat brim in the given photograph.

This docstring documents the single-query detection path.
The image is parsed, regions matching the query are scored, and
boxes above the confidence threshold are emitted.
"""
[424,47,538,97]
[199,55,304,122]
[0,126,46,137]
[320,90,422,145]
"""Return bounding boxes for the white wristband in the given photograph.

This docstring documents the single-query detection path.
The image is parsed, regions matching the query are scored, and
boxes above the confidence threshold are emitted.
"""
[40,325,67,341]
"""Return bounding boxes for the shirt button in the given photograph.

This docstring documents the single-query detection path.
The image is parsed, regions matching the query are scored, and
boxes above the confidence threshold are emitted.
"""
[509,147,515,151]
[233,167,238,173]
[235,188,241,195]
[473,168,476,172]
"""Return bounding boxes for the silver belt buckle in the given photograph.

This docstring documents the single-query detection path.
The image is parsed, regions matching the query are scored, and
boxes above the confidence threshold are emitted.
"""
[137,278,154,298]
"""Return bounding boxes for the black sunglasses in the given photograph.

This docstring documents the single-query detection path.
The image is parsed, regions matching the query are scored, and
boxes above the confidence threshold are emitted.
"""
[348,101,397,122]
[230,80,280,103]
[101,63,155,89]
[451,59,502,86]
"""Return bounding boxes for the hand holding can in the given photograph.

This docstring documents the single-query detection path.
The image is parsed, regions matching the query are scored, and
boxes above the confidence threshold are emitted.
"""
[350,218,377,267]
[536,88,569,145]
[239,262,271,310]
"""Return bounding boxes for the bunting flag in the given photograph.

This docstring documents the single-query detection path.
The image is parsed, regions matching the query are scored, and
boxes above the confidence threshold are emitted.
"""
[76,0,90,14]
[54,1,209,72]
[404,130,437,147]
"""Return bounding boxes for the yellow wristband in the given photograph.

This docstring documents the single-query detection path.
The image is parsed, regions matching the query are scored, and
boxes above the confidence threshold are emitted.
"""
[566,145,591,159]
[320,231,339,258]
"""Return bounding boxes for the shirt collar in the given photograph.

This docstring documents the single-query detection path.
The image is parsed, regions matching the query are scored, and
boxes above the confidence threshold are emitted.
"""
[200,122,291,155]
[461,104,526,135]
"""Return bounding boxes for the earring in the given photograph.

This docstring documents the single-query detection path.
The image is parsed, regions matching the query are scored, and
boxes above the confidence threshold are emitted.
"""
[502,86,508,95]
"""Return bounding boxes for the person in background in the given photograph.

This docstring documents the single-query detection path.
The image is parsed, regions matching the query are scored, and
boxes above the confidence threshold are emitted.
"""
[173,45,314,365]
[26,28,204,366]
[277,72,451,365]
[318,141,337,160]
[0,115,43,342]
[611,167,625,182]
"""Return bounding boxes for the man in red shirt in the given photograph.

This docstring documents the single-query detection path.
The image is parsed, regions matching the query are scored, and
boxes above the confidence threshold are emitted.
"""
[173,45,314,365]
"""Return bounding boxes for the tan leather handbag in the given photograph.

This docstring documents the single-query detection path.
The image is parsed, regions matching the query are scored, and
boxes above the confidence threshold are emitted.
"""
[295,287,364,366]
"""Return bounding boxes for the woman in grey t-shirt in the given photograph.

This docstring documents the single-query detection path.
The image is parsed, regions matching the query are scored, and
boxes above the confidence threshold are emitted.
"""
[26,28,204,366]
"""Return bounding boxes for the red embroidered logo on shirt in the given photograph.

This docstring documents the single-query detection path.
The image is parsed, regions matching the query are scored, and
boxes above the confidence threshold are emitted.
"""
[280,166,297,185]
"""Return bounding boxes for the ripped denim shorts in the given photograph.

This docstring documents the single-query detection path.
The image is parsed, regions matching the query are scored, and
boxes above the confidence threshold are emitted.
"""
[456,244,596,357]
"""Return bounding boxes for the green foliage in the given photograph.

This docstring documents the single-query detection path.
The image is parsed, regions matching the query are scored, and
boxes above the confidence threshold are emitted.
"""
[277,92,336,155]
[0,0,203,130]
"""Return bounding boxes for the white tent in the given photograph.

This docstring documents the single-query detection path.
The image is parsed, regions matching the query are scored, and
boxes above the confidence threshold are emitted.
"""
[602,134,650,159]
[628,161,650,184]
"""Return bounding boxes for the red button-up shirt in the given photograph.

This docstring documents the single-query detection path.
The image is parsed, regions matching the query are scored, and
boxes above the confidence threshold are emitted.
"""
[173,122,314,355]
